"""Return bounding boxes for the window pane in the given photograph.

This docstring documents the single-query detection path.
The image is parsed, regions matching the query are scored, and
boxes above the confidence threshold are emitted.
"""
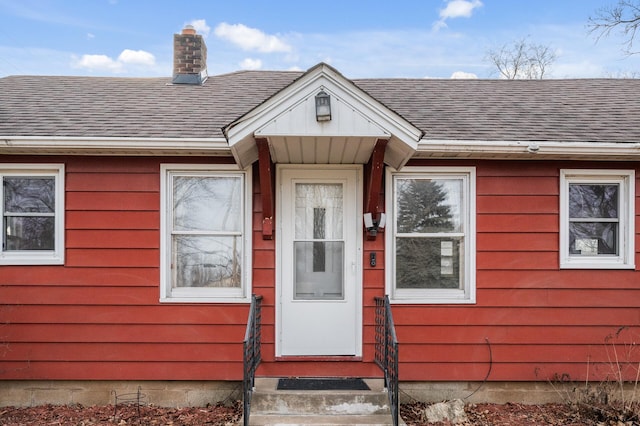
[173,176,241,232]
[396,237,462,289]
[295,183,343,239]
[294,241,343,300]
[4,216,55,250]
[569,222,618,255]
[397,178,462,233]
[569,184,618,219]
[173,235,241,288]
[3,177,55,213]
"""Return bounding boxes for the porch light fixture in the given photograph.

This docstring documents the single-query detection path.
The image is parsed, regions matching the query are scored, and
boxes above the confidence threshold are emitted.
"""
[315,90,331,121]
[364,212,386,237]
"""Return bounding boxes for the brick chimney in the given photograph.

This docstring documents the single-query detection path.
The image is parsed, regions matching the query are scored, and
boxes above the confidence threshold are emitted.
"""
[172,25,208,84]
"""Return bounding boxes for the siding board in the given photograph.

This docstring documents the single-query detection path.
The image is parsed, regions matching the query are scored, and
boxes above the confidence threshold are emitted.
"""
[477,195,558,214]
[478,270,640,289]
[3,305,250,325]
[395,325,639,345]
[66,173,159,192]
[4,343,242,362]
[397,344,638,364]
[67,191,158,211]
[391,307,640,326]
[5,324,246,343]
[477,233,557,251]
[66,211,160,230]
[65,157,161,173]
[399,362,598,382]
[0,267,157,286]
[66,248,159,267]
[1,286,156,305]
[443,288,640,306]
[477,214,558,233]
[0,361,243,381]
[477,177,558,196]
[477,252,558,270]
[67,230,158,249]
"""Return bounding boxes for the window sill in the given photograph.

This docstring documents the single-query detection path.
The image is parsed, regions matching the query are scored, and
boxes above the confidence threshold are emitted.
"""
[0,255,64,265]
[160,296,251,304]
[390,296,476,304]
[560,261,635,270]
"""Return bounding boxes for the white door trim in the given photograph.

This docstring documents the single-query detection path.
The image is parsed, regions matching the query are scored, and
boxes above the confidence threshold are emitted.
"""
[275,164,363,357]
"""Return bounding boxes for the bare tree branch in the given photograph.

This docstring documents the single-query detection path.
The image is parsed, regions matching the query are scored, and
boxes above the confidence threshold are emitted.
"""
[485,37,557,79]
[588,0,640,55]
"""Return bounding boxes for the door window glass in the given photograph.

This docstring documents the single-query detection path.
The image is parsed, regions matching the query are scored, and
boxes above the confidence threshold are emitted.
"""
[294,183,344,300]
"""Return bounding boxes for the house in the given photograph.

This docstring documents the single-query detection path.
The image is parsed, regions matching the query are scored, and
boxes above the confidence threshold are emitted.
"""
[1,26,639,407]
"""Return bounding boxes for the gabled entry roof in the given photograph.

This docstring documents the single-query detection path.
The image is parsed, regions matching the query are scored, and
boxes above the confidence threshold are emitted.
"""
[223,63,423,169]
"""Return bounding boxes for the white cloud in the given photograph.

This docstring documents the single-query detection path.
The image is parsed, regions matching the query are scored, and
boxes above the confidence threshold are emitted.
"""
[72,49,155,73]
[189,19,211,37]
[240,58,262,70]
[87,33,95,40]
[214,22,291,53]
[73,54,122,72]
[118,49,155,66]
[434,0,483,31]
[440,0,483,19]
[450,71,478,79]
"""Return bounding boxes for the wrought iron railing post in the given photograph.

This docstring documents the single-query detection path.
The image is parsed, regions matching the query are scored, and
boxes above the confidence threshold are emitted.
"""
[374,295,399,426]
[243,294,262,426]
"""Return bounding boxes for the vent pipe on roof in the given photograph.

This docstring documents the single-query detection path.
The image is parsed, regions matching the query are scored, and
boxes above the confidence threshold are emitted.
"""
[172,25,208,85]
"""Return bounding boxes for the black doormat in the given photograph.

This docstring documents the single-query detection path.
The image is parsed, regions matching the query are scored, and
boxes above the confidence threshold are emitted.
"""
[277,378,370,391]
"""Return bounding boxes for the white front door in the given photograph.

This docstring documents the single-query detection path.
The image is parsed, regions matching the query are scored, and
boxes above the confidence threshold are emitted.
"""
[277,166,362,356]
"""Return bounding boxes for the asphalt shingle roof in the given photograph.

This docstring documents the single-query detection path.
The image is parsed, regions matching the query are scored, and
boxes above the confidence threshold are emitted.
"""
[1,71,639,143]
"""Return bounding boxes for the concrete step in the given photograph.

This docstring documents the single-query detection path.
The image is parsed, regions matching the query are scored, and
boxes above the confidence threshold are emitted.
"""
[246,378,405,425]
[248,413,397,425]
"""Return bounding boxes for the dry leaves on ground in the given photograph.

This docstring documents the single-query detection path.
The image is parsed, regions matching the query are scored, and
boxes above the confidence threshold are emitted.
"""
[401,401,638,425]
[0,401,242,425]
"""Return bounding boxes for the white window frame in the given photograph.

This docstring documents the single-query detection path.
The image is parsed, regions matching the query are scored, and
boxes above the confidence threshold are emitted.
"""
[0,164,65,265]
[385,166,476,304]
[160,164,252,303]
[560,169,635,269]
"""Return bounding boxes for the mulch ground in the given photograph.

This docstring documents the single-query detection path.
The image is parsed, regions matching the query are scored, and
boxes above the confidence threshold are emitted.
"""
[0,400,636,425]
[0,402,242,425]
[401,400,638,425]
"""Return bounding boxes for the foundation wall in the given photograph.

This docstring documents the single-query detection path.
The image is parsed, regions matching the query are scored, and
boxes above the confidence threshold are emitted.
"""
[400,381,566,405]
[0,380,611,407]
[0,381,241,408]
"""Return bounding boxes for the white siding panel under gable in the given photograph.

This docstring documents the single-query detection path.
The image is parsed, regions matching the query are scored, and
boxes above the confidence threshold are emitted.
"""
[255,88,390,138]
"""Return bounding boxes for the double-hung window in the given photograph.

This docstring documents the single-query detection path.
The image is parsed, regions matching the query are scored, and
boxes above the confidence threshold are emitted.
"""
[160,164,252,302]
[560,169,635,269]
[0,164,65,265]
[386,167,476,303]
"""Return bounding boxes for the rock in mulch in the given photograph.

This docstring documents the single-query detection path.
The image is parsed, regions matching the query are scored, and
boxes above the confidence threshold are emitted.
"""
[422,399,468,424]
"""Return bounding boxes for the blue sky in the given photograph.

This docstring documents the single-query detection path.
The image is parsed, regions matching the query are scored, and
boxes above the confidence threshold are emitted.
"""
[1,0,639,79]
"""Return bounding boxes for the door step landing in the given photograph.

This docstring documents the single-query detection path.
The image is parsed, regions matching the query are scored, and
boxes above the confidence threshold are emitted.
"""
[247,378,405,425]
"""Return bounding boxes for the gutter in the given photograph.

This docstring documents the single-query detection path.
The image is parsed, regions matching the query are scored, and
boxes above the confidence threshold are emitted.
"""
[0,136,231,156]
[416,139,640,161]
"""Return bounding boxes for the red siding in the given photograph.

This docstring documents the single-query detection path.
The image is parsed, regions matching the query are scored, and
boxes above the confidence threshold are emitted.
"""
[1,156,639,384]
[394,159,640,383]
[0,156,250,380]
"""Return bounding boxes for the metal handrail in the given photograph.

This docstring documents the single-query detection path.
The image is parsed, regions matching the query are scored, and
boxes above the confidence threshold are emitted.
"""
[242,294,263,426]
[375,295,399,426]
